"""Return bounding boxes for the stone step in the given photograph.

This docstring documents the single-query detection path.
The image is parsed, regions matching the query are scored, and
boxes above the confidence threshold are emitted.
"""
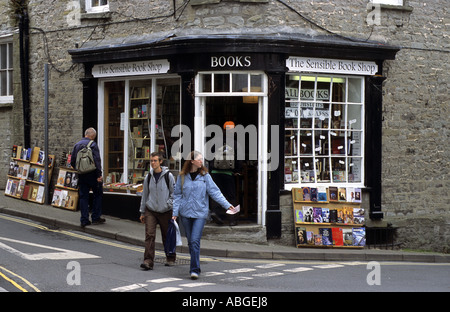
[202,223,267,244]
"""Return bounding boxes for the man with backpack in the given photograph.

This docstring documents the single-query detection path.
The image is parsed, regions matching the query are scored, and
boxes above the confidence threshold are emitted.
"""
[71,127,105,227]
[139,152,176,270]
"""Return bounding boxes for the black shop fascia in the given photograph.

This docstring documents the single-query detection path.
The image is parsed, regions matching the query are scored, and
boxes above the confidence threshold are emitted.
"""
[69,33,399,238]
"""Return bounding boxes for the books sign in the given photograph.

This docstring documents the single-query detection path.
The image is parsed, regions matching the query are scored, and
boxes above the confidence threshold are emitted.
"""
[287,57,378,75]
[92,60,170,78]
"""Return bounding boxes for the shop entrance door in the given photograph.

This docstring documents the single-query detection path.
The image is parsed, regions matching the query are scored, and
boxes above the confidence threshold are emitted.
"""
[195,95,268,225]
[194,71,268,225]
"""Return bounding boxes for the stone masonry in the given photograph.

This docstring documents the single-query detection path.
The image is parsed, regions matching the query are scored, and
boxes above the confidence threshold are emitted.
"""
[0,0,448,252]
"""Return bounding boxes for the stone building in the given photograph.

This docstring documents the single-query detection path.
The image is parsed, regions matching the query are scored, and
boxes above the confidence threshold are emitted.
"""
[1,0,448,252]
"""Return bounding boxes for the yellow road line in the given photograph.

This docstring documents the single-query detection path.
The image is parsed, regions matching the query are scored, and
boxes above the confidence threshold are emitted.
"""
[0,265,41,292]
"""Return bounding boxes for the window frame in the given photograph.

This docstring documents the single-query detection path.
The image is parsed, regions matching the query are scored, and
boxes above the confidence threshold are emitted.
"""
[371,0,403,6]
[284,73,365,190]
[0,39,13,104]
[85,0,109,13]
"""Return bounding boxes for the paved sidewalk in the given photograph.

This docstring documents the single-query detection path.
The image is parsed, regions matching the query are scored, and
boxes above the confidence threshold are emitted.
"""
[1,194,449,263]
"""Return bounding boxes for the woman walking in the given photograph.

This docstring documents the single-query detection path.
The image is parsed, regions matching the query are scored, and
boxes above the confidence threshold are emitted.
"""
[172,151,234,280]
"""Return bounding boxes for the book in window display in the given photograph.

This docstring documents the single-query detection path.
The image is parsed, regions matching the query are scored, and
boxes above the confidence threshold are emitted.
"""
[353,208,365,224]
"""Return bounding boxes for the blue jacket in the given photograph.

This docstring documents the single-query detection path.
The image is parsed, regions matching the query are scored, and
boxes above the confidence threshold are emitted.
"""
[70,137,102,178]
[173,172,231,219]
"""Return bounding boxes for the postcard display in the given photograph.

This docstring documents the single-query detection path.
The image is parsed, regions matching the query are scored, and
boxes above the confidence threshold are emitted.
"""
[5,146,55,204]
[292,187,365,248]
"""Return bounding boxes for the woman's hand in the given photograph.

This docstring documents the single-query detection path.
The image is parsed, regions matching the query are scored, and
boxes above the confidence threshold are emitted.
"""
[172,216,177,221]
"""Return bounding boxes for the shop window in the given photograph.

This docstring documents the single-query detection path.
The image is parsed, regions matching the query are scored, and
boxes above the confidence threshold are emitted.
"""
[0,41,13,103]
[103,77,181,185]
[284,74,364,187]
[85,0,109,13]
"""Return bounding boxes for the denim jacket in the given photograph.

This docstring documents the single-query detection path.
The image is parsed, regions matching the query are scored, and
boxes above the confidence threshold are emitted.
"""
[173,172,231,219]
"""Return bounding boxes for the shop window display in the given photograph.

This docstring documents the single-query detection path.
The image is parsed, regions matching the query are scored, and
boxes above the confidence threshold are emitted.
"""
[285,75,364,187]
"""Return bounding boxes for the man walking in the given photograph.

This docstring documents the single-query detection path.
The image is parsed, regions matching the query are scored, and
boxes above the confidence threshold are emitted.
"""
[70,127,105,227]
[139,152,176,270]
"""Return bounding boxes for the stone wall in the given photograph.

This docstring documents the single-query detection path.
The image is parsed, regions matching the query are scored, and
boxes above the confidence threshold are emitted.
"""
[0,0,448,252]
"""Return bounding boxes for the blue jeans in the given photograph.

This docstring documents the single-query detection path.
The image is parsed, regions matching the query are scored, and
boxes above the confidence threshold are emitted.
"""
[79,174,103,225]
[180,217,206,275]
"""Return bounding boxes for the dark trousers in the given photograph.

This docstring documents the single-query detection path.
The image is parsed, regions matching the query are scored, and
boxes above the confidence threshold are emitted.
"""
[79,175,103,225]
[143,209,176,266]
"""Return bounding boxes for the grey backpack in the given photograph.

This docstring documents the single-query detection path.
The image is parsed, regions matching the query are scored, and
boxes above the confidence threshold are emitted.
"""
[75,140,96,174]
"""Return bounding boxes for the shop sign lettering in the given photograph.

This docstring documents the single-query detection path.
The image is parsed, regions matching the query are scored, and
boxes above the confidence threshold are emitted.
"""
[92,60,170,77]
[211,56,252,68]
[287,57,378,75]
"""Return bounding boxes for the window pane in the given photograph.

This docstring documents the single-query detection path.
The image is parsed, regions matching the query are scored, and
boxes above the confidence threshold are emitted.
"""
[300,157,315,182]
[348,131,362,156]
[314,102,330,129]
[331,157,346,182]
[348,77,362,103]
[214,73,229,92]
[332,80,345,102]
[0,45,6,69]
[104,81,125,182]
[232,73,247,92]
[314,130,328,155]
[299,130,313,155]
[348,157,362,182]
[1,71,6,96]
[315,157,330,182]
[8,70,13,95]
[199,74,212,92]
[250,74,262,90]
[8,43,13,68]
[331,104,345,130]
[285,102,299,128]
[347,104,362,130]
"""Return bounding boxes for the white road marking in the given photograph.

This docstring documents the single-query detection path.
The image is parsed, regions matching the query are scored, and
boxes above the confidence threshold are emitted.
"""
[151,287,182,292]
[283,267,314,273]
[0,236,100,260]
[146,277,182,283]
[312,264,345,269]
[111,283,147,292]
[255,263,286,269]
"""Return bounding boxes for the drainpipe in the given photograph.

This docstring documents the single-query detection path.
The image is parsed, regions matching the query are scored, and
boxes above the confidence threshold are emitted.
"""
[19,8,31,148]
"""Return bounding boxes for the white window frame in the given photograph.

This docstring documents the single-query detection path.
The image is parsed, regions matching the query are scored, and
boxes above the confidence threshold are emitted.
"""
[85,0,109,13]
[284,74,365,190]
[371,0,403,6]
[0,37,13,104]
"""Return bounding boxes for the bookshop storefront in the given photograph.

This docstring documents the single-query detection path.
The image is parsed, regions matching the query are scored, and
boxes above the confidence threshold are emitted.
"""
[69,34,398,238]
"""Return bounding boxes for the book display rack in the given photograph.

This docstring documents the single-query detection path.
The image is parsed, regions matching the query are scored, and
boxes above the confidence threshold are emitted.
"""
[5,145,55,204]
[292,186,365,248]
[51,167,79,211]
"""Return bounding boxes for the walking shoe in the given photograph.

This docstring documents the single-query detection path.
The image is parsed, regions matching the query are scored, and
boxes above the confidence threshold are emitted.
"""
[190,272,199,280]
[140,263,153,271]
[92,218,106,225]
[80,221,91,227]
